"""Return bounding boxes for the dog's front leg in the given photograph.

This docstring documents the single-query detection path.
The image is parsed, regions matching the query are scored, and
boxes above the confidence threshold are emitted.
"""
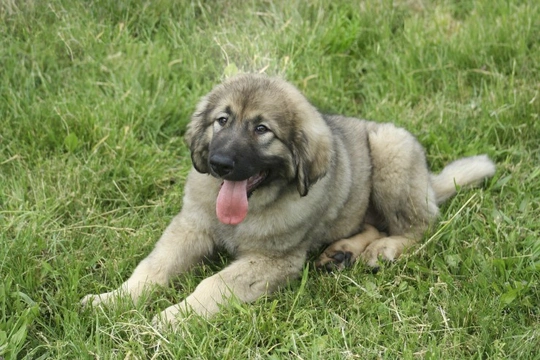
[153,250,306,326]
[81,212,215,307]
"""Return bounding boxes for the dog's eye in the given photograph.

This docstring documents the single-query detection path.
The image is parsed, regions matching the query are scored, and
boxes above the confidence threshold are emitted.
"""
[216,116,228,126]
[254,124,269,135]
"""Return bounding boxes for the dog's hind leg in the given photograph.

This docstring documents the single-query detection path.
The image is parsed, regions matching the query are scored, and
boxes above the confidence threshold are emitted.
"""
[315,225,385,270]
[357,123,439,267]
[359,235,417,267]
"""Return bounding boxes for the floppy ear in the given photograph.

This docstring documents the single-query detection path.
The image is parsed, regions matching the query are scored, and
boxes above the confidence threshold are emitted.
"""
[292,117,333,196]
[185,96,212,173]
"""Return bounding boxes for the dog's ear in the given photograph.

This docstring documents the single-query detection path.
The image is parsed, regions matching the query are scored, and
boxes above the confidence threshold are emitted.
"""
[185,96,212,173]
[292,116,333,196]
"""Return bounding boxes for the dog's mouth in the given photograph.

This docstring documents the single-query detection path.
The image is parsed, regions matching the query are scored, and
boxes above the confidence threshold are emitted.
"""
[247,171,269,196]
[216,171,268,225]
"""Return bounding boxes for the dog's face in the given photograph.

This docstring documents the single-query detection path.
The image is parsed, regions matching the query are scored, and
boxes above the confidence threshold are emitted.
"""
[185,74,333,224]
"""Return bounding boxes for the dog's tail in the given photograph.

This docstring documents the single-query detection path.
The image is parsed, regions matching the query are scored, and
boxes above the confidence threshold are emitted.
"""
[431,155,496,204]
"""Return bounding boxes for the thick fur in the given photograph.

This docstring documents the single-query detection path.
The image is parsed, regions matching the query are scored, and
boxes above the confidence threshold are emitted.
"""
[81,74,496,325]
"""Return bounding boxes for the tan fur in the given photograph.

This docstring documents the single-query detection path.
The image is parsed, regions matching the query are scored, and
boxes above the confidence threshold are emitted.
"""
[81,74,495,326]
[315,225,386,270]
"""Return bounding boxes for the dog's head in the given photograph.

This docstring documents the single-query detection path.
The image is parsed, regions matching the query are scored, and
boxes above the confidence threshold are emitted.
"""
[185,74,333,223]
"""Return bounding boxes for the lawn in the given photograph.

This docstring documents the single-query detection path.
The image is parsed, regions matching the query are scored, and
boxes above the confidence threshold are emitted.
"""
[1,0,539,358]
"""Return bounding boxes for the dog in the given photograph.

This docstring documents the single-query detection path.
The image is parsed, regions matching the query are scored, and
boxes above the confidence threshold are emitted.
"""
[81,74,496,326]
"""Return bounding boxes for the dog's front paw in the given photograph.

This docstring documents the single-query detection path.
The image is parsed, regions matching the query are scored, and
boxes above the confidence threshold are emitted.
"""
[80,290,120,307]
[151,304,191,329]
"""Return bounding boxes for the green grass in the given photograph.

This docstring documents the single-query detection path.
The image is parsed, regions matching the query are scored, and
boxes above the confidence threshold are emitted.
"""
[1,0,539,358]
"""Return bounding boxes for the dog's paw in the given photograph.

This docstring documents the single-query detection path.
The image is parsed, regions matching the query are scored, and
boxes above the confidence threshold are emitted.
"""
[151,304,189,330]
[315,225,384,271]
[361,236,412,268]
[80,291,119,307]
[315,249,356,271]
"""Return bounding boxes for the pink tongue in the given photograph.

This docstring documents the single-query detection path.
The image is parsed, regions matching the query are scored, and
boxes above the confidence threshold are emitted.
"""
[216,180,248,225]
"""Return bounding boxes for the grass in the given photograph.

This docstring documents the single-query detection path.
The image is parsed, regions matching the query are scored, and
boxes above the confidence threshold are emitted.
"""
[1,0,539,358]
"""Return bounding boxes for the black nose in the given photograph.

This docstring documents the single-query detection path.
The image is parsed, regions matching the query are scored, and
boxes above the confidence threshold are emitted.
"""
[209,154,234,177]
